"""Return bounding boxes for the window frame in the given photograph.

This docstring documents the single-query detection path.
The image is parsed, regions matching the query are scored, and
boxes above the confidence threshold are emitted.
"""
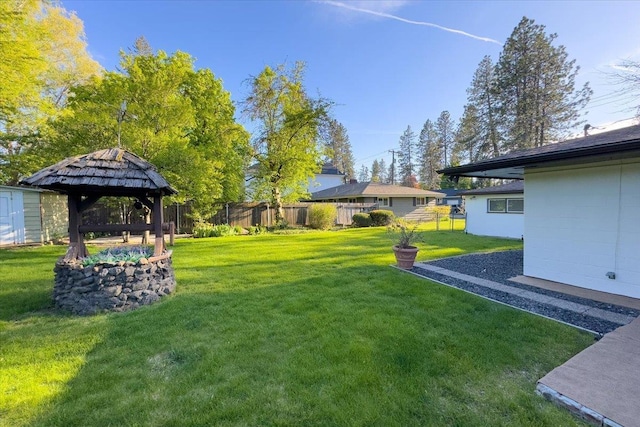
[378,197,389,207]
[487,197,523,214]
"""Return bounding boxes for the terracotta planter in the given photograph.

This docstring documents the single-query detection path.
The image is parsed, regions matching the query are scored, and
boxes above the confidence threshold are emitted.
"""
[393,245,419,270]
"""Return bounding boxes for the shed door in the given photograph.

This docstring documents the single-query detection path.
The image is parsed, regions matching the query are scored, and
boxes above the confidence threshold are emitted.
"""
[0,191,25,245]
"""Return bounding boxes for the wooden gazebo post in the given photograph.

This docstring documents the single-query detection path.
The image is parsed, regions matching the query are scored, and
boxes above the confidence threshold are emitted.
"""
[153,195,164,256]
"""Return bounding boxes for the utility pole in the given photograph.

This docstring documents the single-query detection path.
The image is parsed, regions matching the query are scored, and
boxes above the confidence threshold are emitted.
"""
[388,149,396,185]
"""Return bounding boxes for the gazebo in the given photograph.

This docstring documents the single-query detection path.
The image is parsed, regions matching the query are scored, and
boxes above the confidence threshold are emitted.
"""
[20,148,178,314]
[21,148,177,260]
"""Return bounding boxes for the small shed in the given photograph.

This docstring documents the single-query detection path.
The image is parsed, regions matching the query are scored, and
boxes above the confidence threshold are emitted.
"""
[0,185,68,246]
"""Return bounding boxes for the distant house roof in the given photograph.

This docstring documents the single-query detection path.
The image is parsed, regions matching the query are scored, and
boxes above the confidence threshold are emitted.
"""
[439,124,640,179]
[309,182,445,200]
[20,148,177,196]
[319,162,345,176]
[435,188,463,198]
[460,181,524,196]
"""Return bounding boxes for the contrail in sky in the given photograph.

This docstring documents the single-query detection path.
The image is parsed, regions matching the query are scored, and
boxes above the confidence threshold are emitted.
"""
[320,1,502,45]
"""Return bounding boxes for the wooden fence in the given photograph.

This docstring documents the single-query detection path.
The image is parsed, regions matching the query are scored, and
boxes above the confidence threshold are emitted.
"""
[211,202,377,228]
[83,201,376,234]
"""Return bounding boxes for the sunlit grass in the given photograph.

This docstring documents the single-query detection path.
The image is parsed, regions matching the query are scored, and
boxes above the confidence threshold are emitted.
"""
[0,227,592,426]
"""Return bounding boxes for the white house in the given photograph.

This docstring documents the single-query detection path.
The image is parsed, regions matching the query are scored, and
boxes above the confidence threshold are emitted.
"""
[460,181,524,239]
[0,185,68,246]
[307,163,346,194]
[439,124,640,299]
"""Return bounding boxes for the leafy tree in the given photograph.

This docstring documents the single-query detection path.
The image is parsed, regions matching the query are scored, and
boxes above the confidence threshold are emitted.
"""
[0,0,100,184]
[51,47,249,218]
[495,17,592,150]
[397,125,416,187]
[242,62,332,223]
[417,119,441,189]
[324,118,355,181]
[370,159,382,182]
[465,55,501,158]
[436,111,455,167]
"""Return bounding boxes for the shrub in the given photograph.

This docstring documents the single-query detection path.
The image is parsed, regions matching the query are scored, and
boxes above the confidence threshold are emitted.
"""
[369,209,395,226]
[308,204,337,230]
[249,224,268,235]
[81,246,153,266]
[193,222,237,238]
[352,213,372,227]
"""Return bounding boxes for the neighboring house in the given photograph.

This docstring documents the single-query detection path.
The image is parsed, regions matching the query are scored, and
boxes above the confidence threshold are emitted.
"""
[439,124,640,299]
[460,181,524,239]
[0,185,68,246]
[435,188,463,210]
[245,162,345,201]
[308,182,445,221]
[308,163,346,194]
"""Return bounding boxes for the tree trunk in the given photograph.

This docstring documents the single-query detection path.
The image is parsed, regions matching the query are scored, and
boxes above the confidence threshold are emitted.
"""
[272,186,285,225]
[141,207,151,244]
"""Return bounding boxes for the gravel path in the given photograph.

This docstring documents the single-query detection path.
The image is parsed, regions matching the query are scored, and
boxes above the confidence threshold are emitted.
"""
[410,250,639,335]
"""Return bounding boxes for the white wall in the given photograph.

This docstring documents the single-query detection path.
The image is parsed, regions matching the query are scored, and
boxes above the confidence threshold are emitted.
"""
[0,189,26,245]
[464,194,524,239]
[309,174,344,194]
[524,160,640,298]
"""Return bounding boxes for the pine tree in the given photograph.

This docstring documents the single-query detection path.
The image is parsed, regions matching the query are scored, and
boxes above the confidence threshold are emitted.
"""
[495,17,592,150]
[324,118,355,181]
[436,111,455,167]
[358,165,370,183]
[453,104,482,165]
[378,158,388,184]
[465,56,501,158]
[397,125,416,187]
[417,120,441,189]
[370,159,382,182]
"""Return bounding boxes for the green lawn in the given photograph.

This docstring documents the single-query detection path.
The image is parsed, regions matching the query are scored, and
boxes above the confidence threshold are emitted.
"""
[0,227,592,426]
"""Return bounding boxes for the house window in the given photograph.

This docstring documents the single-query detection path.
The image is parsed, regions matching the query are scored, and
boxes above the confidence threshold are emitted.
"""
[487,198,523,213]
[507,198,524,213]
[378,197,389,207]
[348,198,357,203]
[415,197,427,206]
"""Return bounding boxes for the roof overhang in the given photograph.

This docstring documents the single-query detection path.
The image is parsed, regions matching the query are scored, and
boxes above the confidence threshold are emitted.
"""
[439,140,640,180]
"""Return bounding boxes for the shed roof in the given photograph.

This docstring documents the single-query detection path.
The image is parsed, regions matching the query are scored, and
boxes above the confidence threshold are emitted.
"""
[459,181,524,195]
[20,148,177,196]
[439,124,640,179]
[309,182,445,200]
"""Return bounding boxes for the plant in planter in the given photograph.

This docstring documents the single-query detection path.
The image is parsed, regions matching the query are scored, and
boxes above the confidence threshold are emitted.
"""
[388,219,423,269]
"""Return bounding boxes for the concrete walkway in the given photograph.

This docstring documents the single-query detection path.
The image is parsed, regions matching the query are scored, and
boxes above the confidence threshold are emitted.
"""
[407,259,640,426]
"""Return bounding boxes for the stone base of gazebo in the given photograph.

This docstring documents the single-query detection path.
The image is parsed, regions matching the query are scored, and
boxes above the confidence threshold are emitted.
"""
[53,252,176,315]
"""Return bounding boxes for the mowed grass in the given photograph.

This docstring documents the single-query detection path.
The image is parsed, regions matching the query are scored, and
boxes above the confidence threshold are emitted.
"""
[0,226,593,426]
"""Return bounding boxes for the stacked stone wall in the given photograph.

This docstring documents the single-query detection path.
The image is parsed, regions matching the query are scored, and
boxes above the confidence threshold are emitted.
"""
[53,254,176,315]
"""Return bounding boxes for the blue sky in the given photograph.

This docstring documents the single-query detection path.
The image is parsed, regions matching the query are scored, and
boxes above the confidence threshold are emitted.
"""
[64,0,640,172]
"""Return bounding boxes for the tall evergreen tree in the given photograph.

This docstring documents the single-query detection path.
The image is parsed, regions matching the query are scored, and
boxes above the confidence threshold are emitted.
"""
[436,111,455,167]
[370,159,382,182]
[417,120,441,189]
[495,17,592,150]
[357,165,370,183]
[378,158,388,184]
[324,118,355,181]
[453,104,482,165]
[397,125,416,186]
[465,55,501,158]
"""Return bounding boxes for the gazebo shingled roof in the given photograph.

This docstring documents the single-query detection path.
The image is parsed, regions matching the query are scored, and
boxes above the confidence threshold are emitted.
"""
[20,148,176,260]
[21,148,177,196]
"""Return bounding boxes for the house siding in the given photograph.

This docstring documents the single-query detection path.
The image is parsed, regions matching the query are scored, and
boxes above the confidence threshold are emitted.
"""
[524,160,640,298]
[308,174,344,194]
[22,191,42,244]
[40,193,68,243]
[464,193,524,239]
